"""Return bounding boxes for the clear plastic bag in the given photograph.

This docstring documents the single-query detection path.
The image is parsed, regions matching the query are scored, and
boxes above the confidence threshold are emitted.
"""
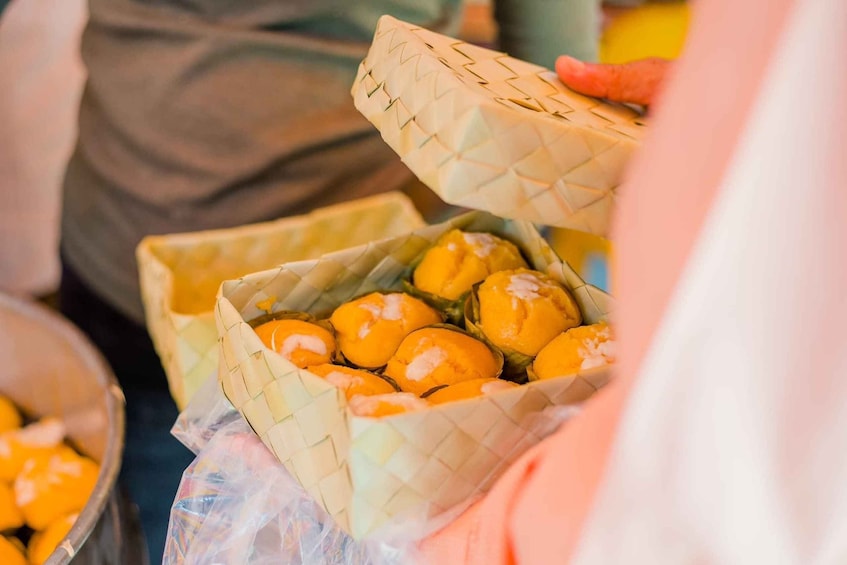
[165,376,578,564]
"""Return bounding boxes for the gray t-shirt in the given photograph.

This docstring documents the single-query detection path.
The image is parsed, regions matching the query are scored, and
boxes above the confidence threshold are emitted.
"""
[61,0,598,323]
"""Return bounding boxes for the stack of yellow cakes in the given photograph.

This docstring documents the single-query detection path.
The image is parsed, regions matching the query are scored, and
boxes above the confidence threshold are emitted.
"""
[0,396,99,565]
[250,228,615,421]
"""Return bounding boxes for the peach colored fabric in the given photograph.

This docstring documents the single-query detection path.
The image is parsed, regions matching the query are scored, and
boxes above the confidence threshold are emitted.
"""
[421,0,797,562]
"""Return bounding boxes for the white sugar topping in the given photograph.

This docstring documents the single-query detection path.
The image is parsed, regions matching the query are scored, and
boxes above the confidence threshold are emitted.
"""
[14,453,84,507]
[357,294,405,338]
[280,334,327,359]
[462,232,498,258]
[405,346,447,382]
[506,272,545,301]
[324,371,364,390]
[49,454,83,478]
[480,380,517,395]
[16,418,65,448]
[381,294,405,319]
[348,393,428,417]
[579,337,616,370]
[357,322,371,339]
[15,475,36,507]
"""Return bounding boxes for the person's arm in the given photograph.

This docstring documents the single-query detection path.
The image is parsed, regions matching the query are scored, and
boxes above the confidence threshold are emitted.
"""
[493,0,601,66]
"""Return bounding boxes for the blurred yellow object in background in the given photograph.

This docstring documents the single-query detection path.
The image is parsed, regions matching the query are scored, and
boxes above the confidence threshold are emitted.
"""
[601,2,691,64]
[549,2,689,290]
[15,446,99,531]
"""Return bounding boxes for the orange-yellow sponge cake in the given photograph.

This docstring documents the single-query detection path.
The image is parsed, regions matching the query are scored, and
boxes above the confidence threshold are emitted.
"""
[14,446,99,531]
[28,513,77,565]
[384,327,501,396]
[0,536,26,565]
[306,364,397,399]
[475,269,581,357]
[426,378,518,405]
[348,392,430,418]
[0,418,65,483]
[254,319,336,368]
[329,292,441,368]
[531,322,615,380]
[0,481,23,531]
[412,230,527,300]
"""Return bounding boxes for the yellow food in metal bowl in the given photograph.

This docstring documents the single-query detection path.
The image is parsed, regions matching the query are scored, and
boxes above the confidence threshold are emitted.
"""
[14,446,99,531]
[0,536,26,565]
[27,513,77,565]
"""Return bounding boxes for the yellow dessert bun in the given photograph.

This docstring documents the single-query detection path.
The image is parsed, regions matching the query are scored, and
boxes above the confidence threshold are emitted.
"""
[475,269,581,357]
[531,322,615,380]
[254,319,336,368]
[0,418,65,483]
[27,513,77,565]
[348,393,430,418]
[0,481,23,531]
[384,326,502,396]
[307,364,397,399]
[0,396,22,435]
[14,446,99,531]
[426,378,519,405]
[412,230,527,301]
[329,292,441,368]
[0,536,26,565]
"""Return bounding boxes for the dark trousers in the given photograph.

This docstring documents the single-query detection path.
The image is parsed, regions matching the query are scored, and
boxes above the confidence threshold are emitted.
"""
[59,263,194,563]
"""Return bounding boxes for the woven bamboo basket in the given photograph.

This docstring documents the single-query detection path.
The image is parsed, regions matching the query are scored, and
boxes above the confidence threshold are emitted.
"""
[216,211,612,538]
[352,15,646,235]
[137,192,425,410]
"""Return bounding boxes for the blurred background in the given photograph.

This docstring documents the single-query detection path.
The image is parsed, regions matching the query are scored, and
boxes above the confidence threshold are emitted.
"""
[0,0,689,301]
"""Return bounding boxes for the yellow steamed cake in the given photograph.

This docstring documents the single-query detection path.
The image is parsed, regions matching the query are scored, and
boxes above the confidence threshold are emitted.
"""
[0,481,23,531]
[476,268,581,357]
[14,446,99,531]
[384,327,500,396]
[348,393,430,418]
[27,513,77,565]
[306,364,396,399]
[0,418,65,483]
[531,322,615,380]
[0,536,26,565]
[254,319,336,368]
[329,292,441,368]
[426,378,519,405]
[412,230,527,300]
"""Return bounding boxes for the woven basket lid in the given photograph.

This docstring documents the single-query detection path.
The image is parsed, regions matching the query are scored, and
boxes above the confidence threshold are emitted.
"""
[352,15,647,235]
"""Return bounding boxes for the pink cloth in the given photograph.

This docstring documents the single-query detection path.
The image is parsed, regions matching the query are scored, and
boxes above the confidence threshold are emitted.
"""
[421,0,847,562]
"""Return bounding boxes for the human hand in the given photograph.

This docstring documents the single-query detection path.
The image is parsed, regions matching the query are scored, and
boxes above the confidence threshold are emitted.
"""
[555,56,671,107]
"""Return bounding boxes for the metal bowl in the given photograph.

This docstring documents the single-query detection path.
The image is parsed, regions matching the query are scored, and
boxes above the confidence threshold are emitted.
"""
[0,293,139,564]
